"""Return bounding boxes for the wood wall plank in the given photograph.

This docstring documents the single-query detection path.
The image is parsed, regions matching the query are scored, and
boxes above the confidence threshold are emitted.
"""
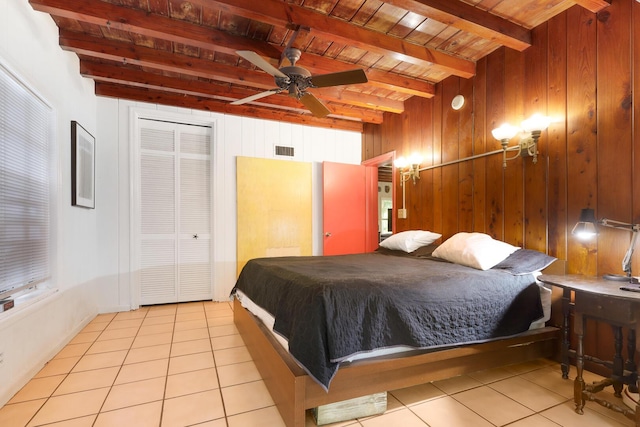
[472,58,487,233]
[596,0,633,278]
[546,12,568,261]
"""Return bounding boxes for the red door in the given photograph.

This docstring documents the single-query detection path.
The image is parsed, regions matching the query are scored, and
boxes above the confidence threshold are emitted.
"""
[323,162,367,255]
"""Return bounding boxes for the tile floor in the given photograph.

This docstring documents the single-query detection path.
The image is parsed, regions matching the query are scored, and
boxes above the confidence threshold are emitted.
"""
[0,300,635,427]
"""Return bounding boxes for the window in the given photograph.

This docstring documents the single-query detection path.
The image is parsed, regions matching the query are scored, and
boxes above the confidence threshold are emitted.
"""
[0,62,52,302]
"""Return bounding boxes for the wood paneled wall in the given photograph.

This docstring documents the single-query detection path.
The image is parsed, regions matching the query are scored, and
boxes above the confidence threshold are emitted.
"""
[363,0,640,279]
[363,0,640,369]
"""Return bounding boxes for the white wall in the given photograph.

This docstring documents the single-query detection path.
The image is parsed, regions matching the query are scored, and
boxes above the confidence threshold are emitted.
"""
[0,0,361,407]
[0,0,110,406]
[97,99,361,306]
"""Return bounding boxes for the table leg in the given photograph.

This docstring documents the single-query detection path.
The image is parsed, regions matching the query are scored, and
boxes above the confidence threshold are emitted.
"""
[574,313,585,414]
[628,329,638,394]
[561,288,571,379]
[614,326,624,397]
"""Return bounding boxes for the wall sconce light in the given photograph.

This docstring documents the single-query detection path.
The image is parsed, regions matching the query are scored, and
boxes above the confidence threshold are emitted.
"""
[491,114,550,168]
[394,153,422,186]
[572,208,640,283]
[393,153,422,219]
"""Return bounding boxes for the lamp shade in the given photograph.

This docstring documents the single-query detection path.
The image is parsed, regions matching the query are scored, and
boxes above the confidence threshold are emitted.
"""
[521,114,550,132]
[572,208,598,240]
[394,157,408,169]
[491,123,520,141]
[408,153,423,166]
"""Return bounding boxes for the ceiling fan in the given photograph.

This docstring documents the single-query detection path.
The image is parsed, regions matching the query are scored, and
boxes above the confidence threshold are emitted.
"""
[231,48,368,118]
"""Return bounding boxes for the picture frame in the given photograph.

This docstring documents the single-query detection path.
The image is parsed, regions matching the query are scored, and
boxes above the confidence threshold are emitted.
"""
[71,121,95,209]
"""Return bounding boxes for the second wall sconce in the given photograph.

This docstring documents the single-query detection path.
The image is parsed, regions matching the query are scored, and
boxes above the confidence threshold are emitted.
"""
[492,113,550,168]
[394,153,422,186]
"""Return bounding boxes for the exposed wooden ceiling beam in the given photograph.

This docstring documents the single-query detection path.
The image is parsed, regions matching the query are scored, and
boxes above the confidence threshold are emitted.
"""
[571,0,611,13]
[59,31,404,114]
[79,59,384,124]
[201,0,476,78]
[29,0,435,99]
[381,0,531,51]
[95,82,365,132]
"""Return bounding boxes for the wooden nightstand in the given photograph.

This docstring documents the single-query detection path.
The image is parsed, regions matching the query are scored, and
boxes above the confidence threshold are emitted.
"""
[539,274,640,425]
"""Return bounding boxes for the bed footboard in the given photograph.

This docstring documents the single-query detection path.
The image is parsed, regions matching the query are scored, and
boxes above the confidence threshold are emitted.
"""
[233,298,559,427]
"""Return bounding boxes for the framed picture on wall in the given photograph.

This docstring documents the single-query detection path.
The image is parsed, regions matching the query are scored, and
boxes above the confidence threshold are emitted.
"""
[71,120,95,209]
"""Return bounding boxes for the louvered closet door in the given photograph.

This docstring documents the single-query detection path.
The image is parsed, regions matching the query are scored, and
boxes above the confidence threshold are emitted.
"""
[137,119,212,305]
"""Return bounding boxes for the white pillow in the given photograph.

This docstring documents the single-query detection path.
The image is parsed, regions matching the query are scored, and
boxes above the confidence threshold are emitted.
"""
[379,230,442,253]
[431,232,519,270]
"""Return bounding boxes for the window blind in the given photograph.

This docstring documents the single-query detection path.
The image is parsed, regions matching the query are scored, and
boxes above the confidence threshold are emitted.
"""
[0,63,52,300]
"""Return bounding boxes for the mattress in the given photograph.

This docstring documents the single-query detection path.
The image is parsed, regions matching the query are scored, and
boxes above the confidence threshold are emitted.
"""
[231,252,549,389]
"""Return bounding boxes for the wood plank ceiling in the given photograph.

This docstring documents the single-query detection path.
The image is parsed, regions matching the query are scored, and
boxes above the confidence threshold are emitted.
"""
[29,0,610,131]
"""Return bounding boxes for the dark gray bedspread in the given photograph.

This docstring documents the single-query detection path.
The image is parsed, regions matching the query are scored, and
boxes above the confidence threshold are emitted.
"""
[231,252,543,390]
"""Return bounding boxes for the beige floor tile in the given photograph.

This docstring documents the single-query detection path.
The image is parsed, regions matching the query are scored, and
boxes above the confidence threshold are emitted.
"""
[8,375,66,403]
[468,365,516,384]
[228,406,286,427]
[69,331,100,345]
[360,407,426,427]
[221,380,275,416]
[104,318,143,330]
[411,396,494,427]
[86,337,135,354]
[42,415,97,426]
[214,345,252,366]
[114,359,169,385]
[165,367,219,399]
[34,356,81,378]
[124,343,171,365]
[161,389,225,427]
[540,401,632,427]
[72,350,128,372]
[217,360,261,387]
[175,311,206,322]
[207,315,234,327]
[27,388,109,426]
[141,315,175,327]
[132,332,173,349]
[102,377,166,412]
[172,327,209,343]
[53,367,120,396]
[81,322,109,333]
[146,307,176,318]
[190,419,228,427]
[113,310,147,321]
[170,338,212,357]
[138,322,174,336]
[93,313,117,323]
[505,359,558,376]
[211,334,245,350]
[0,399,46,426]
[174,319,208,331]
[509,413,570,427]
[385,392,405,412]
[168,351,215,375]
[489,376,569,412]
[390,382,446,407]
[432,374,483,395]
[209,324,239,337]
[54,342,91,359]
[94,401,162,427]
[453,385,534,426]
[97,326,139,340]
[176,301,204,311]
[520,366,575,398]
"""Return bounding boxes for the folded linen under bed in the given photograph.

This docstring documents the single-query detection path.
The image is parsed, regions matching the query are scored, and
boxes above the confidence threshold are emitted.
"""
[231,252,545,390]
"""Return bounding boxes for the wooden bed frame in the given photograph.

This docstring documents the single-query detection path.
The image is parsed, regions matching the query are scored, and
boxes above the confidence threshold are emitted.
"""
[233,298,560,427]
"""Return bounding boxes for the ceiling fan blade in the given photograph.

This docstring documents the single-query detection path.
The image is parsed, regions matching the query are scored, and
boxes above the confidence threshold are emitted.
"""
[300,92,331,118]
[231,89,280,105]
[310,69,368,88]
[236,51,287,78]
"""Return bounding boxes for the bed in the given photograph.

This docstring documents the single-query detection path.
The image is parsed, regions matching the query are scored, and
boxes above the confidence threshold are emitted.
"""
[231,232,560,427]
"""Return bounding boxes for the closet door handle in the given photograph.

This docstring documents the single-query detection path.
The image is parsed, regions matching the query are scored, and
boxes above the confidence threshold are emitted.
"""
[325,232,332,237]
